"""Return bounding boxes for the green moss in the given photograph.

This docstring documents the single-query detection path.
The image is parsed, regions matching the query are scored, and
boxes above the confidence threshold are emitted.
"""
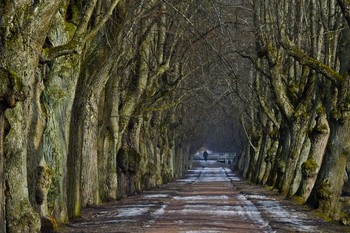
[65,21,77,39]
[7,199,41,232]
[317,124,329,134]
[45,85,67,100]
[316,106,326,115]
[317,180,333,200]
[0,67,24,105]
[314,211,333,222]
[8,69,21,91]
[147,162,157,176]
[162,167,173,183]
[293,195,306,205]
[301,159,318,178]
[277,160,286,173]
[47,176,60,212]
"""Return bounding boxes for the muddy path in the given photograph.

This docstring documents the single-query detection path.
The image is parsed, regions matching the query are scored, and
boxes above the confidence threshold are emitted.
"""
[59,160,350,232]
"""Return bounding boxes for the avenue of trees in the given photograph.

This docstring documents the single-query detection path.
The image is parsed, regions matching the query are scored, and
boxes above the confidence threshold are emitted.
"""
[0,1,247,231]
[1,0,350,232]
[236,0,350,224]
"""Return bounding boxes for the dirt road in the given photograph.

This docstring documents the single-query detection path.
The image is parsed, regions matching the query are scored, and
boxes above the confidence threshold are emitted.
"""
[59,160,349,232]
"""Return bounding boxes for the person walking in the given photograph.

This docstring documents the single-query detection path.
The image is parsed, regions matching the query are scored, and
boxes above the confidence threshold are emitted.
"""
[203,150,208,161]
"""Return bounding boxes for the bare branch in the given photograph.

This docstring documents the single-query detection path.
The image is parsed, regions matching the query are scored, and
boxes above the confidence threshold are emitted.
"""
[41,0,121,61]
[337,0,350,28]
[280,33,344,87]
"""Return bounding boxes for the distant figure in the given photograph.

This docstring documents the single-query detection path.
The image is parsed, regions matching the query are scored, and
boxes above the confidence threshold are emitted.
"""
[203,150,208,161]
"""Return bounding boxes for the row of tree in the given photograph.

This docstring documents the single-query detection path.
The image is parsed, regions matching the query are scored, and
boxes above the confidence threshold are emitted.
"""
[0,1,241,231]
[5,0,350,231]
[236,0,350,223]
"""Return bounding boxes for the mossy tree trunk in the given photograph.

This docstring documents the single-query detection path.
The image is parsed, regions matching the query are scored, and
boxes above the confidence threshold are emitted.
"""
[307,113,350,218]
[98,73,121,201]
[39,7,80,223]
[262,135,279,185]
[280,118,310,197]
[0,104,6,233]
[67,45,118,217]
[252,0,317,198]
[279,1,348,217]
[66,0,126,218]
[297,108,330,202]
[254,119,272,184]
[0,1,61,231]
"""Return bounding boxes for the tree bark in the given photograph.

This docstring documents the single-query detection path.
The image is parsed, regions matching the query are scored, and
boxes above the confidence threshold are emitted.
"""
[99,74,121,201]
[280,119,309,197]
[297,109,330,202]
[67,46,116,218]
[0,104,5,233]
[308,115,350,219]
[0,1,61,231]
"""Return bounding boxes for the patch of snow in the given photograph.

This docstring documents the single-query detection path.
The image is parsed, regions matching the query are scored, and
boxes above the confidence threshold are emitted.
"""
[198,160,218,165]
[181,231,221,233]
[256,200,318,232]
[244,194,271,200]
[198,177,230,182]
[152,204,167,216]
[79,219,136,226]
[233,194,274,229]
[116,207,149,217]
[143,194,169,198]
[175,220,185,224]
[177,178,198,182]
[229,177,241,181]
[173,195,229,201]
[171,208,249,217]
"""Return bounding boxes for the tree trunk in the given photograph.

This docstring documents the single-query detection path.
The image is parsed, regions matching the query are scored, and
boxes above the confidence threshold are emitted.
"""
[290,136,311,196]
[247,136,262,181]
[242,145,251,178]
[5,104,41,232]
[39,10,80,223]
[297,110,329,202]
[0,105,5,233]
[280,119,309,197]
[254,121,271,184]
[274,125,291,190]
[262,137,279,185]
[0,1,61,230]
[308,116,350,219]
[99,75,121,201]
[67,45,115,218]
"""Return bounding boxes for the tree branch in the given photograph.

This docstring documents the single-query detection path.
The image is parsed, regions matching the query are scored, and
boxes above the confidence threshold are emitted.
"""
[85,0,121,41]
[240,112,259,152]
[280,34,344,87]
[337,0,350,28]
[255,74,280,128]
[40,0,121,61]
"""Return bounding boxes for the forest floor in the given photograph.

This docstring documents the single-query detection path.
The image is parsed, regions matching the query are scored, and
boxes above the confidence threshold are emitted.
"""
[58,159,350,233]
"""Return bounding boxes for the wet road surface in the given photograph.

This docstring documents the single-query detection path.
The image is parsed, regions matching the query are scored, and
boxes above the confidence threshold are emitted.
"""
[59,160,350,232]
